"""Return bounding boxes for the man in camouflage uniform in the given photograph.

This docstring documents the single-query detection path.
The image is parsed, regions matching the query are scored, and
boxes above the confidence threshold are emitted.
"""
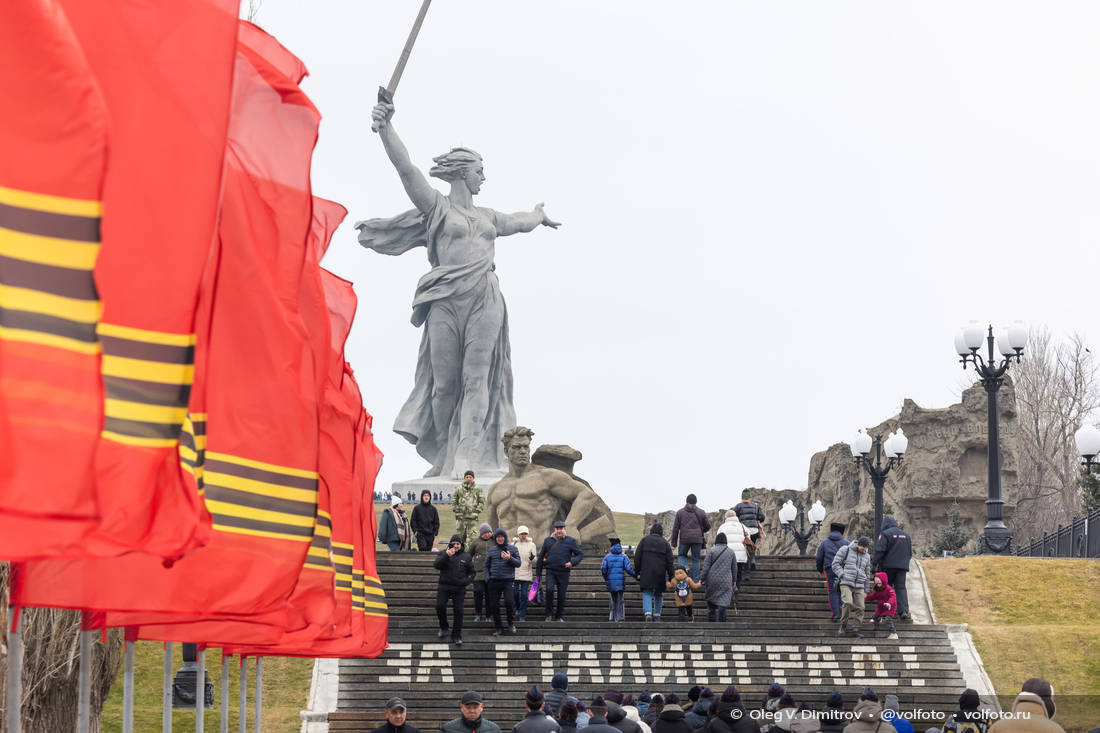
[452,470,485,548]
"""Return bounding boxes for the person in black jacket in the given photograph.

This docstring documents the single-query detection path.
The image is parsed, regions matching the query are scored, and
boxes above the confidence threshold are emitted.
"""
[706,687,760,733]
[733,490,766,572]
[818,691,846,733]
[605,692,642,733]
[513,687,561,733]
[634,523,675,621]
[586,697,622,733]
[872,516,912,620]
[370,697,422,733]
[485,528,521,636]
[654,703,693,733]
[536,521,584,622]
[434,534,476,644]
[411,489,440,551]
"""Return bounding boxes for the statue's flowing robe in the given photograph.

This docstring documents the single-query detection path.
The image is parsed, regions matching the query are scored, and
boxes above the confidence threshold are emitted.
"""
[356,191,515,477]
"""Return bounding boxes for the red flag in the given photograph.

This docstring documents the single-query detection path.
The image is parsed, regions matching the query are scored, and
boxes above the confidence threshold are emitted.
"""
[15,23,325,620]
[56,0,240,558]
[0,0,108,558]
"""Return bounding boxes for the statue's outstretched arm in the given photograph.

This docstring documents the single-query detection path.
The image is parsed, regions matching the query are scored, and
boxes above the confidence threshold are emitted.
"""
[495,203,562,236]
[371,102,436,214]
[551,475,596,532]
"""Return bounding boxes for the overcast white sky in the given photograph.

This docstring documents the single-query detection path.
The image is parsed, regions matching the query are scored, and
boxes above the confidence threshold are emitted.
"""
[251,2,1100,513]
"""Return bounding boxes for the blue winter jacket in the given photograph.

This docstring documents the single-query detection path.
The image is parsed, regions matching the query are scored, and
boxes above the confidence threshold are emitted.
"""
[600,544,636,592]
[815,530,849,573]
[485,530,522,580]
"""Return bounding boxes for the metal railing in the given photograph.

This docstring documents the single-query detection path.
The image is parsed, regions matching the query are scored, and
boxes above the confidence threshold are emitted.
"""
[1014,509,1100,558]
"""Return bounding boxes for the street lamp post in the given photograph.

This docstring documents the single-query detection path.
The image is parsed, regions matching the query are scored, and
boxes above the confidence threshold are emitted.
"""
[1075,423,1100,472]
[954,320,1027,555]
[850,429,908,538]
[778,499,827,555]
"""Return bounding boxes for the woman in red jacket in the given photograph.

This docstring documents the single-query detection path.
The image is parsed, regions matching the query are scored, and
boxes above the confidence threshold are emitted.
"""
[865,572,899,639]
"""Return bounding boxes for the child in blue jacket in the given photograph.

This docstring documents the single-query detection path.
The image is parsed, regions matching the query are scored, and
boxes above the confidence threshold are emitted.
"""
[601,538,636,622]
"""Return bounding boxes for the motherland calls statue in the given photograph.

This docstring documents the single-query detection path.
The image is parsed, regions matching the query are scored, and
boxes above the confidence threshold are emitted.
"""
[486,426,616,550]
[357,101,561,479]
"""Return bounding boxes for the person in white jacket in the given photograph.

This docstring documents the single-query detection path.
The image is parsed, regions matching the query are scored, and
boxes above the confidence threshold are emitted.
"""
[716,510,750,590]
[512,525,539,621]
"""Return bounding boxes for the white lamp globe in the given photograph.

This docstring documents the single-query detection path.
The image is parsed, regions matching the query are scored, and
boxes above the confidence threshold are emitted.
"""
[851,429,873,456]
[1075,424,1100,458]
[963,321,985,350]
[1008,320,1028,351]
[997,328,1016,357]
[884,431,898,458]
[778,500,796,525]
[893,427,908,455]
[808,500,827,525]
[954,331,971,357]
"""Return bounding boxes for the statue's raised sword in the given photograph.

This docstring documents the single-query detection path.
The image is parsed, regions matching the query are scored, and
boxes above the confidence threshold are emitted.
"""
[370,0,433,132]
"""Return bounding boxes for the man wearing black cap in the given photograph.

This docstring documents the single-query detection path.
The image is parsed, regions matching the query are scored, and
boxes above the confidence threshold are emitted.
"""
[872,516,913,621]
[514,687,561,733]
[371,697,422,733]
[815,522,849,620]
[536,521,584,622]
[585,696,622,733]
[443,691,502,733]
[831,536,873,638]
[671,493,710,581]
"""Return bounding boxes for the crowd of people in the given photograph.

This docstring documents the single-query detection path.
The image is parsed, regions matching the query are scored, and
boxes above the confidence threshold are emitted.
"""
[368,677,1073,733]
[383,480,922,641]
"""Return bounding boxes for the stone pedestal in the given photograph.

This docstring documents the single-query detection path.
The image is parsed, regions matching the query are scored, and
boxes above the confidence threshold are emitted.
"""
[390,474,503,506]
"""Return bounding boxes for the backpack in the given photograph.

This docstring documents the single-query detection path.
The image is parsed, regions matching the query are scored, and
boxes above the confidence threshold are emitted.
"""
[944,718,989,733]
[676,578,690,598]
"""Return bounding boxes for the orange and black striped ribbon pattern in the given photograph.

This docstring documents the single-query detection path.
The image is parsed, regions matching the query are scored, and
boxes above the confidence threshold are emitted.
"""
[179,412,207,491]
[202,451,319,543]
[304,508,334,573]
[352,565,388,619]
[0,185,102,354]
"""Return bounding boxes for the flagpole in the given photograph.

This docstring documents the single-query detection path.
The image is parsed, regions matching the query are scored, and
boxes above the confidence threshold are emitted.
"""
[196,647,206,733]
[76,630,92,733]
[221,655,230,733]
[239,657,247,733]
[5,608,23,733]
[163,642,174,733]
[122,640,135,733]
[254,657,263,733]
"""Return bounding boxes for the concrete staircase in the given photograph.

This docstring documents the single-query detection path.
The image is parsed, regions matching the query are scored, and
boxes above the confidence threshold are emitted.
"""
[329,553,968,731]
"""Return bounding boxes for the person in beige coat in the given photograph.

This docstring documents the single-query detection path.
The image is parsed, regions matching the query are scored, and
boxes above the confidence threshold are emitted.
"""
[988,678,1064,733]
[512,525,539,621]
[841,690,897,733]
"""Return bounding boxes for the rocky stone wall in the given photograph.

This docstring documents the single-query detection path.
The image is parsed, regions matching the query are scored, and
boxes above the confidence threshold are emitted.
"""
[646,381,1018,556]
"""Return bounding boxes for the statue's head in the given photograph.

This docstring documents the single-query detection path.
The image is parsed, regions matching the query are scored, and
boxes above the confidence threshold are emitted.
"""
[430,147,484,195]
[502,426,534,468]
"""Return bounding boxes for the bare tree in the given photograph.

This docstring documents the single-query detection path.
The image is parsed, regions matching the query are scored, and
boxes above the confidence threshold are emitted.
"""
[247,0,262,22]
[1013,327,1100,539]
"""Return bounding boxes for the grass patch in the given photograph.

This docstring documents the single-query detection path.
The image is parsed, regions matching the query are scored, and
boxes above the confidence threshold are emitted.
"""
[922,557,1100,732]
[100,643,312,733]
[374,503,646,549]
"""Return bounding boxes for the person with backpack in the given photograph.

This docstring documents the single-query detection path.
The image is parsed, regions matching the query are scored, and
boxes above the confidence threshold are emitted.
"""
[600,537,637,622]
[733,491,766,573]
[941,690,989,733]
[671,494,710,581]
[831,536,873,638]
[667,567,701,621]
[814,522,849,620]
[699,532,737,621]
[635,523,675,622]
[872,516,913,620]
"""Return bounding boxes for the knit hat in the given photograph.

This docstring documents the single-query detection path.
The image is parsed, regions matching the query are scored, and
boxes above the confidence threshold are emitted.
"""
[639,692,652,704]
[826,691,844,709]
[479,522,492,534]
[560,699,579,719]
[883,695,900,713]
[518,525,530,535]
[700,688,714,700]
[687,493,698,505]
[779,693,795,708]
[576,701,587,712]
[650,694,664,707]
[688,686,702,702]
[857,536,871,548]
[526,687,545,706]
[623,695,636,707]
[958,689,980,712]
[742,489,751,499]
[1021,678,1056,719]
[767,683,785,699]
[605,691,624,705]
[650,524,664,535]
[666,693,680,705]
[551,673,569,691]
[721,686,740,704]
[725,509,737,518]
[860,687,878,702]
[464,470,475,479]
[829,522,846,533]
[590,696,607,712]
[715,533,727,545]
[390,495,401,506]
